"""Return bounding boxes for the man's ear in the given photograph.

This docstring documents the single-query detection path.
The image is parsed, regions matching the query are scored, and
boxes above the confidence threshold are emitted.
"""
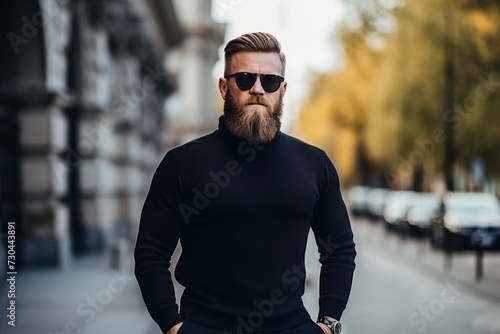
[281,81,287,95]
[218,77,228,100]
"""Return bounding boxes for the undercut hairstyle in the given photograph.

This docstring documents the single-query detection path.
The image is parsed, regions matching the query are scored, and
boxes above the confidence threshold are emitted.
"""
[224,32,286,76]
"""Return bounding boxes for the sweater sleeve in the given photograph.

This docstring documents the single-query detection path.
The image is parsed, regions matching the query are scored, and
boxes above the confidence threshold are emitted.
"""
[311,153,356,321]
[134,151,186,333]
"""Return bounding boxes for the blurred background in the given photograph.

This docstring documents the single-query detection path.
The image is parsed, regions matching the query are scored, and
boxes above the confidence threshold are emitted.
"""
[0,0,499,333]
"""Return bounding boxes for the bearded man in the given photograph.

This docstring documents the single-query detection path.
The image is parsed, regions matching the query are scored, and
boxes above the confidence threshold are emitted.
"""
[134,32,356,334]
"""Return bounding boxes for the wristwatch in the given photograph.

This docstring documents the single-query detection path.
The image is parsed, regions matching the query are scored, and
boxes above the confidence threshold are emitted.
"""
[317,317,342,334]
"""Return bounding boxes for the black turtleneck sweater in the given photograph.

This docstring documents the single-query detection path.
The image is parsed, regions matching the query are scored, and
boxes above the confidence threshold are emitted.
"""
[134,117,356,334]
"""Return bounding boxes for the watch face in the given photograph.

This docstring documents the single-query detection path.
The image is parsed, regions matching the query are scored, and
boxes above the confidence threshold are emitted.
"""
[333,321,342,334]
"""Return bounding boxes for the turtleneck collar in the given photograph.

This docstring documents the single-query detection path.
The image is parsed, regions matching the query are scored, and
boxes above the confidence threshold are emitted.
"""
[217,115,282,149]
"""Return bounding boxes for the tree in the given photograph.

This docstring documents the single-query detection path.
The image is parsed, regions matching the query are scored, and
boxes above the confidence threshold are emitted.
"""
[298,0,500,191]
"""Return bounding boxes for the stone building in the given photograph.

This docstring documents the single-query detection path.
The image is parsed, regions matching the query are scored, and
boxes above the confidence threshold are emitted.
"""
[0,0,225,269]
[167,0,225,146]
[0,0,183,267]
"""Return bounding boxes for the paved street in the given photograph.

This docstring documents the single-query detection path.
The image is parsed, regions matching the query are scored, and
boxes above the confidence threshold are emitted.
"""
[338,218,500,334]
[1,218,499,334]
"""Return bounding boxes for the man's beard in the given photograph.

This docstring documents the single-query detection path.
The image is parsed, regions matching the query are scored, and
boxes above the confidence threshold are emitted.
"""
[223,89,283,144]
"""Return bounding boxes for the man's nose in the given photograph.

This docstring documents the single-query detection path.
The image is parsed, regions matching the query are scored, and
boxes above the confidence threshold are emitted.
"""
[249,76,265,95]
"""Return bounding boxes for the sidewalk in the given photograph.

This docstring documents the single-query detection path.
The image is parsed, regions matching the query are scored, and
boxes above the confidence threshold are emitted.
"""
[0,251,162,334]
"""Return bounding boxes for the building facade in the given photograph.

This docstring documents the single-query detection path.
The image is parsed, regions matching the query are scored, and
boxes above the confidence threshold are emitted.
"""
[0,0,183,267]
[167,0,225,146]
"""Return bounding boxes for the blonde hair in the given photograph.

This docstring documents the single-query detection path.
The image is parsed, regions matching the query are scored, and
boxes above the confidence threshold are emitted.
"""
[224,32,286,76]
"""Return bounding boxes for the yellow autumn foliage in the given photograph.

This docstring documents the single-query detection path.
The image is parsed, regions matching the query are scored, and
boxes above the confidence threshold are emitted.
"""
[297,0,500,189]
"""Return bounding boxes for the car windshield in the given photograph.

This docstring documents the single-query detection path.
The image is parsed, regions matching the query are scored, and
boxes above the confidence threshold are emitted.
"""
[448,203,499,215]
[412,206,435,215]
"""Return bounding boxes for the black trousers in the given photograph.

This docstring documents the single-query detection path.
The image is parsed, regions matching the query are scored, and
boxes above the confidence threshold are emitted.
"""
[177,319,324,334]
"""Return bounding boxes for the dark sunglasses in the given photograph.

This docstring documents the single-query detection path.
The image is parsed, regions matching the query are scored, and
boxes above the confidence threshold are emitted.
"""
[225,72,285,93]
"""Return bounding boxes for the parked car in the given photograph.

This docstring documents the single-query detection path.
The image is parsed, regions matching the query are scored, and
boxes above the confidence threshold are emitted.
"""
[365,188,389,222]
[382,190,416,232]
[429,192,500,251]
[347,186,371,218]
[401,193,440,238]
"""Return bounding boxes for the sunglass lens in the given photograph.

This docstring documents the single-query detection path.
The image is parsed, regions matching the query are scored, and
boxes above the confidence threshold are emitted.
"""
[262,76,281,92]
[235,73,256,90]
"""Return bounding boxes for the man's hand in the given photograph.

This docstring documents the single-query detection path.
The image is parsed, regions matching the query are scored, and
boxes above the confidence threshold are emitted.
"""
[166,322,183,334]
[316,322,333,334]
